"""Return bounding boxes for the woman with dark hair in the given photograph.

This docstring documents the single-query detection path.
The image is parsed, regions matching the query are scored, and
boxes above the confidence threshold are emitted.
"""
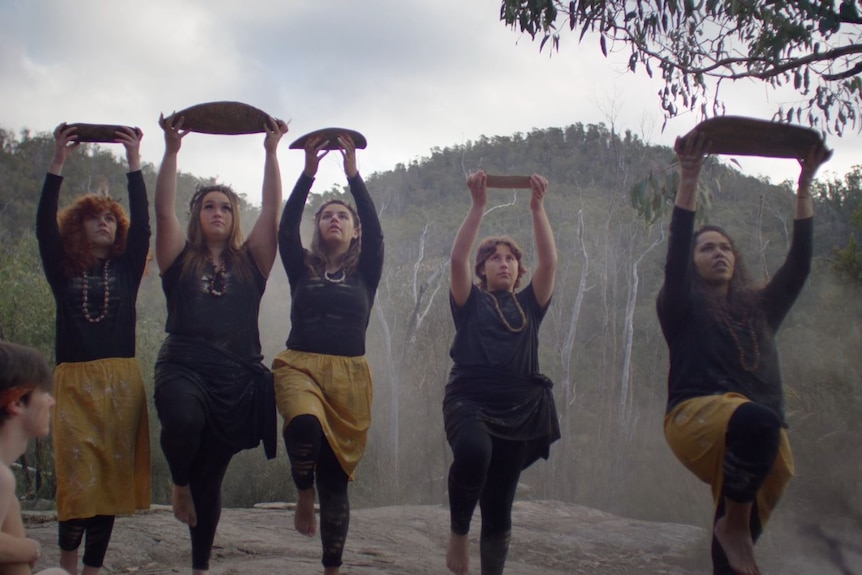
[658,133,830,575]
[272,134,383,575]
[153,114,287,575]
[444,170,559,575]
[36,123,151,575]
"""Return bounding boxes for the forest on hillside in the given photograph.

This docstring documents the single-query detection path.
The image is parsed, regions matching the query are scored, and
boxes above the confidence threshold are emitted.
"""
[1,123,861,534]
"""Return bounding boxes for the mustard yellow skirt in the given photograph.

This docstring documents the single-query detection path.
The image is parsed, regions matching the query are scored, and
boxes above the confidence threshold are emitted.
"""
[664,393,794,527]
[272,349,372,480]
[53,358,151,521]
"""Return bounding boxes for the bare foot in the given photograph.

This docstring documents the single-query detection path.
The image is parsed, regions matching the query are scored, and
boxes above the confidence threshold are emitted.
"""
[172,484,197,527]
[446,532,470,575]
[295,487,317,537]
[714,515,761,575]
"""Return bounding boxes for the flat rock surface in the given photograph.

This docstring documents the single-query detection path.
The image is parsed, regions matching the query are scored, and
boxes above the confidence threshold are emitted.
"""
[22,500,862,574]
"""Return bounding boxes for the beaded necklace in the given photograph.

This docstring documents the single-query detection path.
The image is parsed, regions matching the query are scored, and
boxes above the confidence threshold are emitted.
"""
[717,308,760,372]
[486,291,527,333]
[324,269,346,283]
[82,259,110,324]
[206,254,227,297]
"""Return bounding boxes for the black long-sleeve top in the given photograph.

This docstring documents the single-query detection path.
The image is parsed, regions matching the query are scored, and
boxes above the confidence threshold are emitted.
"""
[278,173,384,357]
[36,171,150,364]
[656,206,813,423]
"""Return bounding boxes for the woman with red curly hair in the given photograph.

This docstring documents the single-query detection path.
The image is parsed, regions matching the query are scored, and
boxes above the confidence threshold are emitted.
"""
[444,170,559,575]
[36,123,151,575]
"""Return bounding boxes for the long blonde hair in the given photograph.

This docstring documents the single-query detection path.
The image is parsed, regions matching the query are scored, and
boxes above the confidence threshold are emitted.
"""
[181,184,253,285]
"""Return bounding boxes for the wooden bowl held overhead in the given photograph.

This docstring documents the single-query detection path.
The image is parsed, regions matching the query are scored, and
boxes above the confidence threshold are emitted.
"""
[66,123,137,143]
[676,116,831,161]
[289,128,368,150]
[164,101,274,135]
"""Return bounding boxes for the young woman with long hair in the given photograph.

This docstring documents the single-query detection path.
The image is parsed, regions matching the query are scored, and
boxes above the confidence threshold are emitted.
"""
[271,134,384,575]
[36,123,151,575]
[658,132,830,575]
[153,114,287,575]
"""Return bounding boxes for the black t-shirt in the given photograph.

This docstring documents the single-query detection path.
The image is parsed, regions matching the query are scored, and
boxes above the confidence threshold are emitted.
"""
[278,173,384,357]
[448,283,547,378]
[656,206,813,422]
[161,247,266,362]
[36,171,150,364]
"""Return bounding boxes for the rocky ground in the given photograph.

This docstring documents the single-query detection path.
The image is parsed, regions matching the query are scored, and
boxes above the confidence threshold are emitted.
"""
[22,500,862,574]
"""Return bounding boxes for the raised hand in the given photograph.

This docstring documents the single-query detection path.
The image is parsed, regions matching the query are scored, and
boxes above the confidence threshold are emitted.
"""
[158,112,188,155]
[50,123,80,173]
[303,136,330,178]
[466,170,488,210]
[338,134,358,178]
[264,117,289,154]
[529,173,549,211]
[674,130,709,184]
[797,142,831,195]
[115,126,143,172]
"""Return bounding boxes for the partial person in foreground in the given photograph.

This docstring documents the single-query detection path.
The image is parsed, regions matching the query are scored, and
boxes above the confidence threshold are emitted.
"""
[657,132,830,575]
[36,124,151,575]
[272,134,383,575]
[153,113,286,574]
[0,341,74,575]
[444,170,559,575]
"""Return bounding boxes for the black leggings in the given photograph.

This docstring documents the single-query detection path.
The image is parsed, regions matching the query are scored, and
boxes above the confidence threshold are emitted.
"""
[58,515,115,568]
[712,401,782,575]
[156,380,235,572]
[447,421,530,575]
[284,415,350,569]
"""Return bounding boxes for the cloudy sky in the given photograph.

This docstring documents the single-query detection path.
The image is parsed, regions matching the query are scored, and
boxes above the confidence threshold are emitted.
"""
[2,0,859,205]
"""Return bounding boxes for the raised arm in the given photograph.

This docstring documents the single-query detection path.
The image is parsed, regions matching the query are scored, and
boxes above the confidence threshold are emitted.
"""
[529,174,556,308]
[246,118,288,278]
[794,142,830,220]
[339,135,384,291]
[36,124,80,287]
[115,127,150,275]
[450,171,487,307]
[673,131,708,212]
[154,114,189,274]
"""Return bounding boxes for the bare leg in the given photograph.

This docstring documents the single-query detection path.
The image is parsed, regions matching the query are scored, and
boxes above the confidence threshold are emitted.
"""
[323,567,340,575]
[295,487,317,537]
[172,484,198,527]
[81,565,101,575]
[713,498,761,575]
[192,569,207,575]
[446,532,470,575]
[59,548,78,575]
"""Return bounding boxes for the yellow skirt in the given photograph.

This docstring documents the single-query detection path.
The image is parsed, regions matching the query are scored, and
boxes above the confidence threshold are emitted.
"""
[53,358,151,521]
[272,349,373,479]
[664,393,794,527]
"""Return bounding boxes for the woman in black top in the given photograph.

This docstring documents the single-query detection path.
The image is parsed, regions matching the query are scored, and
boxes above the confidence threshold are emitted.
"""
[36,123,151,575]
[658,133,830,575]
[153,113,287,575]
[272,134,383,575]
[444,170,559,575]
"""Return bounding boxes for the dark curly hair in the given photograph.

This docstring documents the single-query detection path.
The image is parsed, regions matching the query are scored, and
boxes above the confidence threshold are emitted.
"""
[58,195,130,275]
[474,236,528,291]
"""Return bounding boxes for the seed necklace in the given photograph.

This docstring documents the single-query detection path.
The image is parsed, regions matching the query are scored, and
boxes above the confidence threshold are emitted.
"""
[486,291,527,333]
[206,254,227,296]
[82,259,110,324]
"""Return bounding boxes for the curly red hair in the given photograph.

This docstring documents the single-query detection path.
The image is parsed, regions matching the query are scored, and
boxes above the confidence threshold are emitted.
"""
[58,195,130,275]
